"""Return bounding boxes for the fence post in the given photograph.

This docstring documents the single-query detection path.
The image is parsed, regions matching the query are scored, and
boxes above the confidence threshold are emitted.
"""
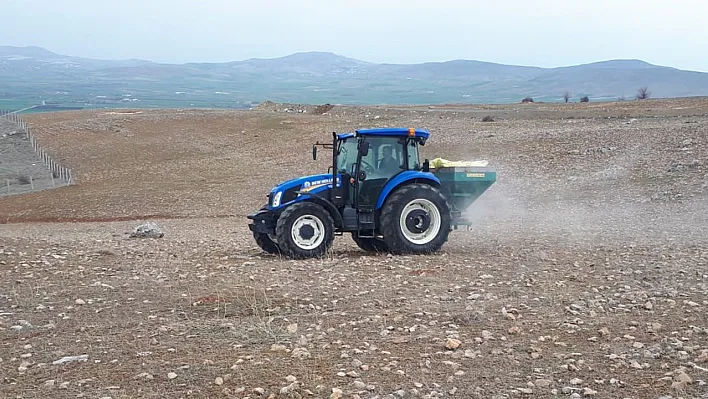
[3,110,75,189]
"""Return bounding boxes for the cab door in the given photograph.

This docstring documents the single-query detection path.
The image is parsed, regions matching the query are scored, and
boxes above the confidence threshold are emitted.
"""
[355,136,406,209]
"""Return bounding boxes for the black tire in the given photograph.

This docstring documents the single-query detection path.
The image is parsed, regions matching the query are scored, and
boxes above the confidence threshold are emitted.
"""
[275,202,335,259]
[253,231,280,254]
[380,183,452,255]
[351,232,389,253]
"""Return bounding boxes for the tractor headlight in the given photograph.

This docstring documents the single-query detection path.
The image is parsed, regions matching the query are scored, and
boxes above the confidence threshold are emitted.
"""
[272,191,282,207]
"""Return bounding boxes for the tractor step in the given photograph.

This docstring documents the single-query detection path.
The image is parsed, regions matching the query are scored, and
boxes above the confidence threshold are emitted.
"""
[357,209,376,237]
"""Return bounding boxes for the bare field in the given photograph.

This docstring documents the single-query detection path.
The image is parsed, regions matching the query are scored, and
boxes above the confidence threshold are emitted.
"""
[1,99,708,399]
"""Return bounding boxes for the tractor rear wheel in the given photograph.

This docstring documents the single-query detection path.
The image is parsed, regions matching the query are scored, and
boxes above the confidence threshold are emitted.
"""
[253,231,280,254]
[275,202,335,259]
[351,232,389,253]
[380,183,452,254]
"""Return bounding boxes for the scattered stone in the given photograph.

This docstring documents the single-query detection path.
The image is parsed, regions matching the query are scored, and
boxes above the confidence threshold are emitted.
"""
[291,347,311,359]
[675,371,692,388]
[649,323,663,333]
[535,379,552,388]
[137,372,154,380]
[167,372,177,380]
[330,388,343,399]
[582,387,598,396]
[214,377,223,385]
[52,355,88,365]
[445,338,462,350]
[271,344,288,353]
[130,222,164,238]
[695,349,708,363]
[280,382,299,394]
[287,323,298,334]
[570,378,583,385]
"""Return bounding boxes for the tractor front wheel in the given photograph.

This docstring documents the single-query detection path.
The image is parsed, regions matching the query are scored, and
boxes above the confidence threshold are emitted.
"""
[380,183,452,254]
[275,202,335,259]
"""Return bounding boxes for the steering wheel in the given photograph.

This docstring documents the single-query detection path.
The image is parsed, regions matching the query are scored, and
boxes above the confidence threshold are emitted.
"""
[359,160,375,174]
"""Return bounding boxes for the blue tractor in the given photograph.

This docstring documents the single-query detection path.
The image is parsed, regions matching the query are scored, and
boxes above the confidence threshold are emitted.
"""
[247,127,496,259]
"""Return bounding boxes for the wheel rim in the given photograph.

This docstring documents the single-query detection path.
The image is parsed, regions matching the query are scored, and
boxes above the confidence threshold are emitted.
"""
[291,214,325,250]
[399,198,441,245]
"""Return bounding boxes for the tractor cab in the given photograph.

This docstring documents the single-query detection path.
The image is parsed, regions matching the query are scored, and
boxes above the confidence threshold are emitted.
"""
[329,128,429,212]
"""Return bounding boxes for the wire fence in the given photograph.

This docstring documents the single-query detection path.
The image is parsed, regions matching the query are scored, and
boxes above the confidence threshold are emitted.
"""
[0,109,74,196]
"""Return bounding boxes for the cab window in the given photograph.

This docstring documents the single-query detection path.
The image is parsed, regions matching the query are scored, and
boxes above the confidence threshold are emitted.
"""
[407,139,420,170]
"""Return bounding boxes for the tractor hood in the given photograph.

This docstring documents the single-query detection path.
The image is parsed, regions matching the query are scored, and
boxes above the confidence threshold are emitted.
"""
[268,173,342,210]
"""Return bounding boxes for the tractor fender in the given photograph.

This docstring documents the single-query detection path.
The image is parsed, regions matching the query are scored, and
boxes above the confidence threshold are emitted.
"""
[294,191,345,228]
[375,171,441,209]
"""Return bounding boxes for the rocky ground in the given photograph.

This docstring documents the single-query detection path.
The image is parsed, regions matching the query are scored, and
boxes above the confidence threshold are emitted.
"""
[0,118,61,197]
[1,99,707,398]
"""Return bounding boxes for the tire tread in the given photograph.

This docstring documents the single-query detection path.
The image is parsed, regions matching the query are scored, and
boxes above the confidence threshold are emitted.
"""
[380,183,452,254]
[275,201,335,259]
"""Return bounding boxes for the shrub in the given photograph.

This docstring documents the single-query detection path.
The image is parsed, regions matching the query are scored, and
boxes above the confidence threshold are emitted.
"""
[17,174,31,184]
[481,116,494,122]
[580,96,589,103]
[521,97,534,103]
[636,86,651,100]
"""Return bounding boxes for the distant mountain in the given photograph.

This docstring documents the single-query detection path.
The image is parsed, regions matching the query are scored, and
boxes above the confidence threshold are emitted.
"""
[2,45,708,110]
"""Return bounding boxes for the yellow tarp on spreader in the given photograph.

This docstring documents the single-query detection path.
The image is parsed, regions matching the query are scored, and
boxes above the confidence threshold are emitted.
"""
[429,158,489,168]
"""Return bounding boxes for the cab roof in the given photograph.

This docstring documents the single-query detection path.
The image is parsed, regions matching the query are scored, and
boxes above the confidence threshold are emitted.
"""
[336,128,430,141]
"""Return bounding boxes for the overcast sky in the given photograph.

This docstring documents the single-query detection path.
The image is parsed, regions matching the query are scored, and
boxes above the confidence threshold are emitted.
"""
[2,0,708,71]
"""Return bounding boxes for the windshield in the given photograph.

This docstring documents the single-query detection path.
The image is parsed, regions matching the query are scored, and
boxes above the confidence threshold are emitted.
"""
[337,136,421,174]
[336,138,359,173]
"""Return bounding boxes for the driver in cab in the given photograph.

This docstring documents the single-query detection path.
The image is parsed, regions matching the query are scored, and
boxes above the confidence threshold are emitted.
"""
[378,146,399,173]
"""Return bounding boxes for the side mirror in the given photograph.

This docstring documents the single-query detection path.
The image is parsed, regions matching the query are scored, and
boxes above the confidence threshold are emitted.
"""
[358,170,367,181]
[358,141,370,157]
[422,159,430,172]
[312,145,317,160]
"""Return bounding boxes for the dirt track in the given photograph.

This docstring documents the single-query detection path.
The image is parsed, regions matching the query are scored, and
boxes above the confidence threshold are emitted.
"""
[1,99,707,398]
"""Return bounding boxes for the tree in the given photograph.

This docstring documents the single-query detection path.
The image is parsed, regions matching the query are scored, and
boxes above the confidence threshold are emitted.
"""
[636,86,651,100]
[580,96,589,103]
[563,91,570,103]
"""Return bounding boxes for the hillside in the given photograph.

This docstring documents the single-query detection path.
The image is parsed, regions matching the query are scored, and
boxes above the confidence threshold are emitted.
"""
[2,45,708,109]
